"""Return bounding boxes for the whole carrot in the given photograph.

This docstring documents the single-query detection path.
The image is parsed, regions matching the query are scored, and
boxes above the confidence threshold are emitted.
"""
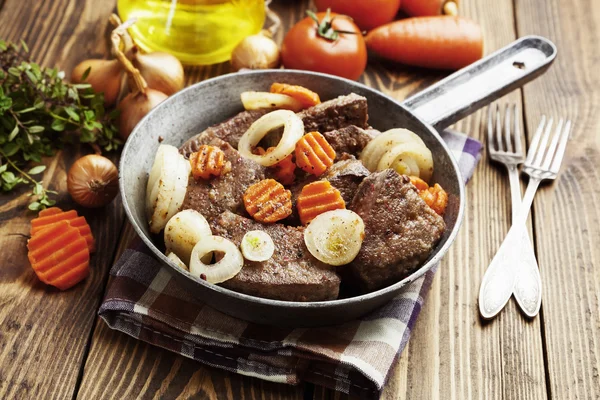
[365,16,483,70]
[401,0,459,17]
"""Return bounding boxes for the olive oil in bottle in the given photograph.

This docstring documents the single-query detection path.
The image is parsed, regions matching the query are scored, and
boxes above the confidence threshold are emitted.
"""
[117,0,265,65]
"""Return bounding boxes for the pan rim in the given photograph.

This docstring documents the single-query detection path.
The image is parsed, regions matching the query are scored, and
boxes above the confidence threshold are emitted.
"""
[119,69,466,310]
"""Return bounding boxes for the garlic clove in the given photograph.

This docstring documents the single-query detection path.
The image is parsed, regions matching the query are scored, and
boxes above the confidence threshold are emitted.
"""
[231,31,281,71]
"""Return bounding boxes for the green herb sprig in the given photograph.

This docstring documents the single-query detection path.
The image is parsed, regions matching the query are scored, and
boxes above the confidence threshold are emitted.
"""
[0,40,121,211]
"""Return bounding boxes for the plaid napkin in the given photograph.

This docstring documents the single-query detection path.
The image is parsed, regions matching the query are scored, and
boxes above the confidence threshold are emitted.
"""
[99,129,481,398]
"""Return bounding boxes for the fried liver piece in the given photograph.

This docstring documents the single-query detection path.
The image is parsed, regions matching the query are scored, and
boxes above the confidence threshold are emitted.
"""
[322,125,380,159]
[212,211,341,301]
[348,170,446,292]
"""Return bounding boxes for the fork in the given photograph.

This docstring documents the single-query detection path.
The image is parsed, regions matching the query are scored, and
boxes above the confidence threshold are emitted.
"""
[484,104,541,319]
[479,114,572,319]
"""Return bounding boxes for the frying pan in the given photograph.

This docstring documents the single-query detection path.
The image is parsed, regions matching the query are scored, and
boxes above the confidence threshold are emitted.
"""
[120,36,556,327]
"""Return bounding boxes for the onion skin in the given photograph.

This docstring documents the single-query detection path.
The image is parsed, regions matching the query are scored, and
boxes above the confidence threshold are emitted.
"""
[133,51,185,96]
[67,155,119,208]
[117,88,168,140]
[71,59,123,106]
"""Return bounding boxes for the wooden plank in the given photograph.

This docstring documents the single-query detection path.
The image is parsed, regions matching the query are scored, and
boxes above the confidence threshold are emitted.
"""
[316,0,548,399]
[514,0,600,398]
[0,0,126,399]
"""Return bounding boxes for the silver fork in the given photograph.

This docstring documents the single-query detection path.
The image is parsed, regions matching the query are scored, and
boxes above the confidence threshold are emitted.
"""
[479,114,572,319]
[484,104,541,319]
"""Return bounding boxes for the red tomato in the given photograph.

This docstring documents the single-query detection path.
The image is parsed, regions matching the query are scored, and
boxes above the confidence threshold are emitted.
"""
[314,0,402,31]
[281,12,367,81]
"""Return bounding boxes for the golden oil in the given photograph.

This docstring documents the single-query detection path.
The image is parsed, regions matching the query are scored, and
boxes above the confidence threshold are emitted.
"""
[118,0,265,65]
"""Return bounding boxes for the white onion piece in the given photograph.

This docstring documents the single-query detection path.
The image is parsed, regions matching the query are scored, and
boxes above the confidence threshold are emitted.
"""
[166,156,191,220]
[360,128,426,172]
[147,144,167,192]
[189,236,244,284]
[304,209,365,266]
[238,110,304,166]
[391,157,420,177]
[164,210,212,265]
[241,91,304,112]
[377,142,434,182]
[240,230,275,262]
[167,252,188,271]
[147,145,180,233]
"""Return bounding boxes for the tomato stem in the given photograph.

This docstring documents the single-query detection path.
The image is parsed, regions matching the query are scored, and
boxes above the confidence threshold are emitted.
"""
[306,8,357,41]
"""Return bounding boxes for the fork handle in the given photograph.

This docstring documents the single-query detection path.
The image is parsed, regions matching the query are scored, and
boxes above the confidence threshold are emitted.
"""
[479,177,541,319]
[512,177,543,317]
[507,166,522,222]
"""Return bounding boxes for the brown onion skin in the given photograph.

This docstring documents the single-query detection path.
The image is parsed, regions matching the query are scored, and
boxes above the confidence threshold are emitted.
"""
[71,59,123,106]
[117,89,168,140]
[67,155,119,208]
[133,51,184,96]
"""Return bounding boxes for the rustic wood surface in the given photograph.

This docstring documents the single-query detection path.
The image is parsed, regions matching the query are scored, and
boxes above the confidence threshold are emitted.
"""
[0,0,598,399]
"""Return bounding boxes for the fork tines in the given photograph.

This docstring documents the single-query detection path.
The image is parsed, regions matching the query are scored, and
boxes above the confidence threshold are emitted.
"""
[487,104,524,157]
[524,115,572,177]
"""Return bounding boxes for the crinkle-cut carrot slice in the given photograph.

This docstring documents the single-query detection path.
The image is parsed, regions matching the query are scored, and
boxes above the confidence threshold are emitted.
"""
[189,145,229,180]
[38,207,62,217]
[297,180,346,225]
[409,176,448,216]
[295,132,336,176]
[256,146,296,185]
[27,220,90,290]
[243,179,292,223]
[270,83,321,108]
[30,210,95,252]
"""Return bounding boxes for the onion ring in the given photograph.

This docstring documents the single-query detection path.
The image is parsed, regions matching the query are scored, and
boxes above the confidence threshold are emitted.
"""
[238,110,304,167]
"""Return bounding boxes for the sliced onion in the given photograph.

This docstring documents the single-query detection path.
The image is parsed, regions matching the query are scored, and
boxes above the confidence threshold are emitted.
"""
[238,110,304,167]
[360,128,426,172]
[167,252,188,271]
[166,156,191,218]
[241,91,304,112]
[392,157,420,176]
[377,142,434,182]
[189,236,244,284]
[164,209,212,265]
[304,209,365,266]
[240,230,275,262]
[146,144,190,233]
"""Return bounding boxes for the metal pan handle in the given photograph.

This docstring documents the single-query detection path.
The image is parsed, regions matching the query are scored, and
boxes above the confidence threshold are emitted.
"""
[401,35,557,130]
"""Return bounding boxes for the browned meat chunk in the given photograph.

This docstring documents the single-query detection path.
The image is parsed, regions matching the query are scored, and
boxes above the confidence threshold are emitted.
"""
[299,93,369,133]
[348,170,446,291]
[212,211,341,301]
[180,133,266,221]
[322,125,380,159]
[180,110,268,156]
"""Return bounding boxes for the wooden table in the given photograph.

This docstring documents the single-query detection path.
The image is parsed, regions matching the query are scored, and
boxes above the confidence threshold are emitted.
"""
[1,0,599,398]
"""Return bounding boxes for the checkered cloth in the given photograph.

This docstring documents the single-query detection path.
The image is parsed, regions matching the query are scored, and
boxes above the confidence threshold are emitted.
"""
[99,130,481,398]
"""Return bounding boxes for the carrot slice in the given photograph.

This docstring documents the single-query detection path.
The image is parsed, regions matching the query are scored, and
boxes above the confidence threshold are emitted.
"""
[295,132,336,176]
[365,17,483,70]
[410,176,448,216]
[297,180,346,225]
[243,179,292,223]
[27,220,90,290]
[38,207,63,217]
[270,83,321,109]
[189,145,230,180]
[30,210,96,253]
[257,146,296,185]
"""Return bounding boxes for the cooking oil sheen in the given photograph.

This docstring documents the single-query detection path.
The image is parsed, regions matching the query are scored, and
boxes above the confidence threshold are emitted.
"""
[118,0,265,65]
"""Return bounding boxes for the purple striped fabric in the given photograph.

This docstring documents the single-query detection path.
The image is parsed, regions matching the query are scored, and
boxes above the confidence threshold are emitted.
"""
[99,129,481,398]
